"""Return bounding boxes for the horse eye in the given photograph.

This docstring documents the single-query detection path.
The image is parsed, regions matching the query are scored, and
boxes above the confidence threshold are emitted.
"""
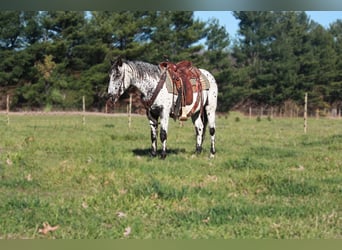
[115,72,121,78]
[109,70,120,79]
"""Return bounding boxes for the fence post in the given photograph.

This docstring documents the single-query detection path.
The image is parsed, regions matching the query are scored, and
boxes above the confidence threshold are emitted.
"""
[304,93,308,134]
[128,93,132,128]
[82,96,85,125]
[6,94,10,125]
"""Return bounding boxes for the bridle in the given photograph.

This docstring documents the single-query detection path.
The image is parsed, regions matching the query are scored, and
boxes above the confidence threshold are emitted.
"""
[108,66,126,103]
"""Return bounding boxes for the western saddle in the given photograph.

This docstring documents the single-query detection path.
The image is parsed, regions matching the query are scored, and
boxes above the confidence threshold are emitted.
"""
[159,60,202,120]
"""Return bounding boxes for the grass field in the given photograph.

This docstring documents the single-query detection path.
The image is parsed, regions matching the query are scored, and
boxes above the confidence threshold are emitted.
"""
[0,112,341,239]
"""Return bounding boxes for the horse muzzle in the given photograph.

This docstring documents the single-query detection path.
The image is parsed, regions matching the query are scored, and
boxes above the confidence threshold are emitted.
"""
[107,93,119,104]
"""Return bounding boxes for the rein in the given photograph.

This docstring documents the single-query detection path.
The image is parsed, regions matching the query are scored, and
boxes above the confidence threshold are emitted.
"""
[141,71,167,109]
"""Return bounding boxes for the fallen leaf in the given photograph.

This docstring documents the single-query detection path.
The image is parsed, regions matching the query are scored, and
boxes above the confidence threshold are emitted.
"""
[25,136,34,143]
[150,193,158,200]
[119,189,127,195]
[26,174,32,182]
[290,165,305,171]
[88,174,97,181]
[87,157,92,163]
[123,226,131,237]
[272,223,281,229]
[116,211,127,218]
[328,211,337,219]
[206,175,218,182]
[38,222,59,235]
[6,158,13,166]
[202,217,210,223]
[228,192,238,198]
[82,201,89,209]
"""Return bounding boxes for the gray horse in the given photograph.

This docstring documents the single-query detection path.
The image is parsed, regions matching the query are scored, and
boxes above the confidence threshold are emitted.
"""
[108,57,217,158]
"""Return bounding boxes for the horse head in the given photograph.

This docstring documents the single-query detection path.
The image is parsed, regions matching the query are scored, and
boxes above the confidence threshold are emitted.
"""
[108,56,127,103]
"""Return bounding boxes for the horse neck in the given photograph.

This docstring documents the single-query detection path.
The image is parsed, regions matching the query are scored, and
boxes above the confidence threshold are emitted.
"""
[125,62,161,100]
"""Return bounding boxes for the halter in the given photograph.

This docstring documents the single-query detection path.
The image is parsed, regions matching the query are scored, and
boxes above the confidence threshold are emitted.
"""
[109,66,126,102]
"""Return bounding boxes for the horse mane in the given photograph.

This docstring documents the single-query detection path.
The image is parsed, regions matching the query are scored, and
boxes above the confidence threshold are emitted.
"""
[126,61,162,80]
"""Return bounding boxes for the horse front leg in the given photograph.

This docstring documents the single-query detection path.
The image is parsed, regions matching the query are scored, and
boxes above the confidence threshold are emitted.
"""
[147,109,159,157]
[150,120,158,157]
[159,114,169,159]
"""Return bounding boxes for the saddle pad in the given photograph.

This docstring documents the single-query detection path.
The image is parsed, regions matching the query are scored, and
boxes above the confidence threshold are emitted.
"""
[200,73,210,90]
[165,71,177,94]
[165,71,210,94]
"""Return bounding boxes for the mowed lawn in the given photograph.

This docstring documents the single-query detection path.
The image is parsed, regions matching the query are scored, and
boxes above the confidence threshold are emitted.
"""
[0,113,341,239]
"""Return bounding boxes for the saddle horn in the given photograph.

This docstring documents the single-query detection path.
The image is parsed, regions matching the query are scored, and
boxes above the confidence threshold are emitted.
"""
[163,55,169,62]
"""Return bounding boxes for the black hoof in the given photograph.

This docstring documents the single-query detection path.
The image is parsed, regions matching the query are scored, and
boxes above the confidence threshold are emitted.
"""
[160,150,167,159]
[150,150,157,157]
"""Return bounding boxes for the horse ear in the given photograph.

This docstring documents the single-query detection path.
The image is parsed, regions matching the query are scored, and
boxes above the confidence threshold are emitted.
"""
[110,56,123,67]
[116,56,123,67]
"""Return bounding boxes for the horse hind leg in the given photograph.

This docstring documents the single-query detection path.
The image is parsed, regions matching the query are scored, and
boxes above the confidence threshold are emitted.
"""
[192,113,204,154]
[209,126,216,157]
[206,107,216,158]
[147,109,159,157]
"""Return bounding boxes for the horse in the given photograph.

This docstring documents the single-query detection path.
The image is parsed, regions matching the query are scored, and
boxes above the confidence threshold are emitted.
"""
[107,57,217,159]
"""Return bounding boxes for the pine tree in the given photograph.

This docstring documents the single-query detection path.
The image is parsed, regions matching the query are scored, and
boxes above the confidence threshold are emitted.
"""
[0,11,23,50]
[328,20,342,109]
[146,11,205,63]
[203,18,234,111]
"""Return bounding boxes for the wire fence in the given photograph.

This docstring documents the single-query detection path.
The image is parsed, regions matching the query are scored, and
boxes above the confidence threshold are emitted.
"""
[238,106,341,119]
[238,98,341,120]
[0,94,143,127]
[1,94,341,127]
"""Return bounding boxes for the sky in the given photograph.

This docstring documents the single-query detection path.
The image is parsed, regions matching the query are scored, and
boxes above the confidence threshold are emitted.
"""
[194,11,342,39]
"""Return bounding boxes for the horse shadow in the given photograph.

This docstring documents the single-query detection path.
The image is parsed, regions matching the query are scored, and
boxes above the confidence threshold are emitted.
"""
[132,148,186,157]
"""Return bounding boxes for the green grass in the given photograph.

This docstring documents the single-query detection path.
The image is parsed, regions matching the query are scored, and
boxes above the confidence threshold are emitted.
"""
[0,113,341,239]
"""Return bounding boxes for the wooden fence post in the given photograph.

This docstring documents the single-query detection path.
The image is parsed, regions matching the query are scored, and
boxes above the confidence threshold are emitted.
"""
[128,93,132,128]
[6,94,10,125]
[82,96,85,125]
[304,93,308,134]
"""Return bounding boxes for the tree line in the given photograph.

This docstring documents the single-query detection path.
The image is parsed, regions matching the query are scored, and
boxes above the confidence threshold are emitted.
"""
[0,11,341,113]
